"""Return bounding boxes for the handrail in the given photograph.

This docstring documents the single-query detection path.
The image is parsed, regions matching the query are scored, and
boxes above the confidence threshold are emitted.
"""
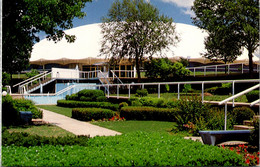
[250,99,260,107]
[13,71,48,87]
[218,84,259,130]
[98,70,110,85]
[56,85,75,96]
[110,70,123,84]
[18,71,52,94]
[218,84,260,105]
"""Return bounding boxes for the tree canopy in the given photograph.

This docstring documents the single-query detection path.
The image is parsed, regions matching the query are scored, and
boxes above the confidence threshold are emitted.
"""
[192,0,259,74]
[100,0,179,82]
[3,0,91,75]
[144,58,190,80]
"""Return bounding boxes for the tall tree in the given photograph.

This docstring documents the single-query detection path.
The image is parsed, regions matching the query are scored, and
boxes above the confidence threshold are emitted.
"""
[100,0,179,82]
[192,0,259,74]
[3,0,91,75]
[203,30,242,64]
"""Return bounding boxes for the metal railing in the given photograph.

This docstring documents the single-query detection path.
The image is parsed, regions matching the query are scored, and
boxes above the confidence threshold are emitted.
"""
[187,63,260,77]
[110,70,123,84]
[219,84,260,130]
[19,71,52,94]
[13,71,48,88]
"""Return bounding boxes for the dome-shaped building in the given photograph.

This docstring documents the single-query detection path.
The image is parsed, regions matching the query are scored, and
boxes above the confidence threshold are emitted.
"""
[30,23,259,74]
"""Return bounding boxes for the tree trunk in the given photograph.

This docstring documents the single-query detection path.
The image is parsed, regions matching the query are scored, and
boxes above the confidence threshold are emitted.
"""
[248,48,253,77]
[135,55,141,83]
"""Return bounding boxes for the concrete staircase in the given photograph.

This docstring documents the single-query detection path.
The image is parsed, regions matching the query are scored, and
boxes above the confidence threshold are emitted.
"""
[233,115,259,130]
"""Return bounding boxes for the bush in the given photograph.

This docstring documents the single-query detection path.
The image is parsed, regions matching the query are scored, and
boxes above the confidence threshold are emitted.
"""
[57,100,119,111]
[2,132,245,166]
[2,129,90,147]
[2,95,42,126]
[72,108,115,121]
[2,95,20,126]
[135,89,148,97]
[129,97,177,108]
[66,89,106,102]
[232,107,255,124]
[120,106,179,121]
[119,102,128,109]
[77,89,105,101]
[246,90,259,102]
[2,72,11,86]
[13,99,43,119]
[205,107,235,130]
[25,69,39,78]
[249,119,259,149]
[173,95,210,134]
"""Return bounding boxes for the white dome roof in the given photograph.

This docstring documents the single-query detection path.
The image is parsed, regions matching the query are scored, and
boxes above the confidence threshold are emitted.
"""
[31,23,259,62]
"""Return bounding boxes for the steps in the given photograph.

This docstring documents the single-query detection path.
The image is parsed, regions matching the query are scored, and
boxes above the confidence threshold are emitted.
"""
[233,115,259,130]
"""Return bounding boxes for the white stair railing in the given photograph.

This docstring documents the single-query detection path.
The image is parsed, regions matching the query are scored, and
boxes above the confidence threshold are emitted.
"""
[13,71,48,88]
[110,70,123,84]
[218,84,260,130]
[18,71,53,94]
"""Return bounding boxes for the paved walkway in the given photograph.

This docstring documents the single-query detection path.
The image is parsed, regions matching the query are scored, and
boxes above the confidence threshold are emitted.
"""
[41,108,122,137]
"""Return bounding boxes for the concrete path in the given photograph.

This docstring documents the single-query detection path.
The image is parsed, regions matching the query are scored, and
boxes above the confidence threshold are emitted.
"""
[41,108,122,137]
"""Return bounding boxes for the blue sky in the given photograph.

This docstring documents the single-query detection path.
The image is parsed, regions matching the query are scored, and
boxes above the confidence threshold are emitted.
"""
[72,0,195,27]
[38,0,195,40]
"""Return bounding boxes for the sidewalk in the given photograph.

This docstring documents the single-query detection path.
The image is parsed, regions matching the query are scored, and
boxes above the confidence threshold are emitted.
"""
[41,108,122,137]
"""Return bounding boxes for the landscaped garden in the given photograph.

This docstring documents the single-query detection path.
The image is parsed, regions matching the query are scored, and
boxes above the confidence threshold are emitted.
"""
[2,89,259,166]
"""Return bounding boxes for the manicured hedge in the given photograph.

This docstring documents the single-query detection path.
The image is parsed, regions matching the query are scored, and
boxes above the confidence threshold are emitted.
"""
[66,89,106,102]
[72,108,116,121]
[129,97,178,108]
[2,129,90,147]
[246,90,259,102]
[57,100,119,111]
[120,106,180,121]
[2,132,245,166]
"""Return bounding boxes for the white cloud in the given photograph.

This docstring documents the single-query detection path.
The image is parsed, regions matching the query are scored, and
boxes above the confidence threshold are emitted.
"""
[161,0,195,16]
[161,0,194,8]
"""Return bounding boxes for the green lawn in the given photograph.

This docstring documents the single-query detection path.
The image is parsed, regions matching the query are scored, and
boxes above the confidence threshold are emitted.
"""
[7,124,75,137]
[37,105,72,117]
[110,93,248,102]
[92,120,176,134]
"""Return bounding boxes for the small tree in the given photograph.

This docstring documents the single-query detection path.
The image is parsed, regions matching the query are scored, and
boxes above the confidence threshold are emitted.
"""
[145,58,190,80]
[100,0,179,82]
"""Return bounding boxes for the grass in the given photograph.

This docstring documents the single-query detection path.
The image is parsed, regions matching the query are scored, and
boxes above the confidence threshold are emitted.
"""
[110,93,248,102]
[37,105,72,117]
[91,120,176,134]
[7,124,75,137]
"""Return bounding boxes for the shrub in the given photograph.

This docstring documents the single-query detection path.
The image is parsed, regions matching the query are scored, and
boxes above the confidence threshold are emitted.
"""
[2,132,245,166]
[12,99,43,119]
[182,84,193,93]
[174,95,210,133]
[246,90,259,102]
[205,107,235,130]
[2,129,90,147]
[77,89,105,101]
[2,95,42,126]
[66,89,106,102]
[129,97,176,108]
[249,119,259,149]
[119,102,128,109]
[57,100,118,111]
[135,88,148,97]
[2,95,20,126]
[25,69,39,78]
[72,108,115,121]
[120,106,179,121]
[232,107,255,124]
[2,72,11,86]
